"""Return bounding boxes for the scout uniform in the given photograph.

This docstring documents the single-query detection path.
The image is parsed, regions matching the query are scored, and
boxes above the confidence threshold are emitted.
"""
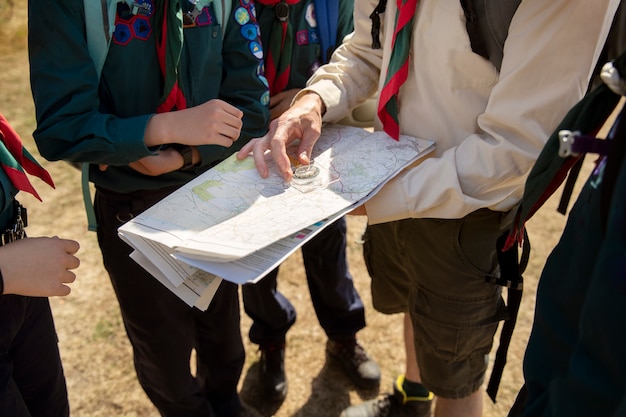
[0,113,66,417]
[28,1,270,416]
[241,0,381,400]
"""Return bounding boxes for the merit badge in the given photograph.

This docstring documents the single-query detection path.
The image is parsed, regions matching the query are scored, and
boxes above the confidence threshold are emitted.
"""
[241,23,258,40]
[113,22,133,45]
[261,91,270,106]
[296,30,309,46]
[235,7,251,25]
[249,41,264,60]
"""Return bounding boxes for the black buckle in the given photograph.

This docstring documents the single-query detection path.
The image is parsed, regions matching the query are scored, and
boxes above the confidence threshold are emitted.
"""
[485,275,523,290]
[0,201,27,246]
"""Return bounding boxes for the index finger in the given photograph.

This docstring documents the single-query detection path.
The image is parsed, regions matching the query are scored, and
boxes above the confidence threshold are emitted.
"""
[269,122,295,182]
[236,135,271,178]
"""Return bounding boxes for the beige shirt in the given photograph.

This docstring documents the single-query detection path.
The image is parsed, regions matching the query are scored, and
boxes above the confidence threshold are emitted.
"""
[303,0,619,224]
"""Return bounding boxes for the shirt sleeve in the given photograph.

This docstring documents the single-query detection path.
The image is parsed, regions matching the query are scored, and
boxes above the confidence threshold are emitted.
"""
[211,0,270,160]
[28,0,153,166]
[302,0,619,223]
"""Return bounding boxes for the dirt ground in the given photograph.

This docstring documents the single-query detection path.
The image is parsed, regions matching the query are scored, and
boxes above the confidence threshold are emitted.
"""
[0,5,612,417]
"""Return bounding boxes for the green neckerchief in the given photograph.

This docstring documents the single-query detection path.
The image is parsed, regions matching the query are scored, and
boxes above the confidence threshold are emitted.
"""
[156,0,186,112]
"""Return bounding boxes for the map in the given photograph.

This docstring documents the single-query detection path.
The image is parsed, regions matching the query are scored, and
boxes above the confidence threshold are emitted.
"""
[119,124,434,262]
[118,124,435,309]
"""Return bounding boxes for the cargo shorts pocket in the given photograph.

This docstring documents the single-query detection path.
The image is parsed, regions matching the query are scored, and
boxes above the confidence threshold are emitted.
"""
[411,285,504,362]
[362,223,411,314]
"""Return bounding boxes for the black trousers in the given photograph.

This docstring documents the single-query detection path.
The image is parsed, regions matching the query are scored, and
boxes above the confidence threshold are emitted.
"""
[242,217,366,345]
[0,295,69,417]
[95,187,245,417]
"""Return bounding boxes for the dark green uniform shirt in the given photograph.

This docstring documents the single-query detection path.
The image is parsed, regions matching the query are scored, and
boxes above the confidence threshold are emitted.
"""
[255,0,353,90]
[0,168,17,232]
[29,0,270,193]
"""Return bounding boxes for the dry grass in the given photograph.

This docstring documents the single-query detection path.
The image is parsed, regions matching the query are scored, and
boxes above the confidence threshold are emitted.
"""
[0,7,608,417]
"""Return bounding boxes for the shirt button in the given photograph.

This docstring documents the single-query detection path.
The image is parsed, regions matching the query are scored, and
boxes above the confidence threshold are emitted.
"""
[212,30,218,38]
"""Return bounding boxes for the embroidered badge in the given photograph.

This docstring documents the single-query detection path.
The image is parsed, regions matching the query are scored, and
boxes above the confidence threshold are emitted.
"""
[195,7,213,26]
[249,41,264,60]
[241,23,258,40]
[258,73,269,88]
[261,91,270,106]
[235,0,263,66]
[296,30,309,46]
[132,18,151,40]
[113,22,133,45]
[235,7,251,25]
[113,0,154,45]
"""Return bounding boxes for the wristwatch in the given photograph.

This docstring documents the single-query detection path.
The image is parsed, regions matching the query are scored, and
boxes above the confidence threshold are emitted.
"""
[172,144,195,171]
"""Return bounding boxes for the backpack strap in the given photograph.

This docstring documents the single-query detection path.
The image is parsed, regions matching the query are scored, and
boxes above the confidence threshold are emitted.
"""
[84,0,125,79]
[486,227,530,402]
[460,0,521,71]
[211,0,232,37]
[83,0,121,231]
[314,0,339,63]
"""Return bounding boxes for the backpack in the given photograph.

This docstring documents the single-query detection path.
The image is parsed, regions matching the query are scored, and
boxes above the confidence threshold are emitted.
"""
[506,52,626,417]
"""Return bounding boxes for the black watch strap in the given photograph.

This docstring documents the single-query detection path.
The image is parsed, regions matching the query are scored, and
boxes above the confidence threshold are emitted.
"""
[173,144,195,171]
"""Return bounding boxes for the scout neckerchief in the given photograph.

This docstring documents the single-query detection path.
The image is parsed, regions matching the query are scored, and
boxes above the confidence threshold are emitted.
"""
[156,0,187,112]
[376,0,418,140]
[256,0,301,96]
[0,113,54,201]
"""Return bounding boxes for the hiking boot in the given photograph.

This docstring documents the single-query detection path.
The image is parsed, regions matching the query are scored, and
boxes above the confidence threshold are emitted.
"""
[340,375,433,417]
[258,341,287,401]
[326,337,381,390]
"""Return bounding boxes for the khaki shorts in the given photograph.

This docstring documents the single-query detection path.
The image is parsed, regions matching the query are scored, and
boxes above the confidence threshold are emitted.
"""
[362,209,509,399]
